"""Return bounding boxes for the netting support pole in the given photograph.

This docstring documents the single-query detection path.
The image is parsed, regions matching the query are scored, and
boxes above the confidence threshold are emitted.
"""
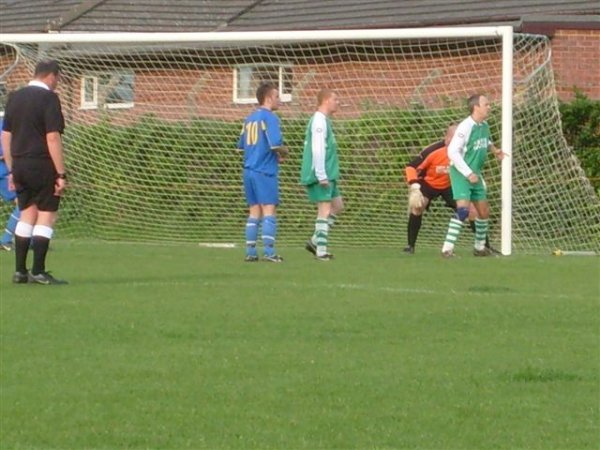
[500,26,513,256]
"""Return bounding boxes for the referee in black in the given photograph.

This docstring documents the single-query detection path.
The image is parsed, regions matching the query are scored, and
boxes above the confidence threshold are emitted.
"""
[1,60,68,285]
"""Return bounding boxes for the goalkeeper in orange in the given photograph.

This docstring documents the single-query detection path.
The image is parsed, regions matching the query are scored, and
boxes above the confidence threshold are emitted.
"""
[404,124,496,254]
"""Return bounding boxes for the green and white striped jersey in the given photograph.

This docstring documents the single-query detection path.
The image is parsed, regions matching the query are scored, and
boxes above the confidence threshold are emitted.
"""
[300,111,340,185]
[448,116,492,177]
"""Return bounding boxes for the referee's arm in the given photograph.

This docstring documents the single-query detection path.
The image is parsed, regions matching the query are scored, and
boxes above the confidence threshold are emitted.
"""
[47,131,66,175]
[47,131,67,196]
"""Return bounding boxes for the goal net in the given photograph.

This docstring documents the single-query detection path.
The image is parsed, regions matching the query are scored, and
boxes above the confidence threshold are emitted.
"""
[1,29,599,254]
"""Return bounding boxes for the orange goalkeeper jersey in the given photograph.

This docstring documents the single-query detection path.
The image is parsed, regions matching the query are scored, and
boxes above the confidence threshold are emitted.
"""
[405,140,451,190]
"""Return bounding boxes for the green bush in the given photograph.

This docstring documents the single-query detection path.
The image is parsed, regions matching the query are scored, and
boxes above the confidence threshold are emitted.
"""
[57,102,598,242]
[559,90,600,194]
[61,110,462,239]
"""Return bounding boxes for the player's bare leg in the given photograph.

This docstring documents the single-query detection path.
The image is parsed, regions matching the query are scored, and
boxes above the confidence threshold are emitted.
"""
[328,195,344,229]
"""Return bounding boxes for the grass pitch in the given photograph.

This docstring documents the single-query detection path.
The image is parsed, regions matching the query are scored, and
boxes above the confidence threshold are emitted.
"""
[1,242,598,449]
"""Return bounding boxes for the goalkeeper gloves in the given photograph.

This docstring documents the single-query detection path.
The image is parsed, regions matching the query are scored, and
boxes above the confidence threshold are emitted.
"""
[408,183,426,209]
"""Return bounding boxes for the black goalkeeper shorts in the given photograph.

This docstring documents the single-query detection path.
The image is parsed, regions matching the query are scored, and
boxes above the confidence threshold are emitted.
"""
[420,181,456,210]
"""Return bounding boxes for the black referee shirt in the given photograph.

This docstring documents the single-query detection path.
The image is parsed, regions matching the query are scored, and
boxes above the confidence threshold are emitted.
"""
[2,84,65,160]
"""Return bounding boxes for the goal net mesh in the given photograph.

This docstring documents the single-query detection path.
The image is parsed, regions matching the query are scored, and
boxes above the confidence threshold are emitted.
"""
[1,33,598,253]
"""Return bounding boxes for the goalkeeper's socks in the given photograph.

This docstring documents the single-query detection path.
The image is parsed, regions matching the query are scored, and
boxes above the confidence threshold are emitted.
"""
[407,213,422,247]
[442,217,463,252]
[245,217,259,257]
[315,217,329,256]
[262,215,277,257]
[469,219,476,234]
[1,206,20,244]
[474,218,488,251]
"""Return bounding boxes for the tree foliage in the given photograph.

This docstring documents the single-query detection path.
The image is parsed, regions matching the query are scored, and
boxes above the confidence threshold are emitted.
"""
[559,90,600,193]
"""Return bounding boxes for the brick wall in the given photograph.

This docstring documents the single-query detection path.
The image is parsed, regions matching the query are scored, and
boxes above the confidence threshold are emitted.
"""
[551,29,600,100]
[1,29,598,122]
[0,51,505,122]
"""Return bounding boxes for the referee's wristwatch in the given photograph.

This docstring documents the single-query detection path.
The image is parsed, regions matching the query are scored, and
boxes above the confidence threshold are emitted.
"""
[57,173,67,180]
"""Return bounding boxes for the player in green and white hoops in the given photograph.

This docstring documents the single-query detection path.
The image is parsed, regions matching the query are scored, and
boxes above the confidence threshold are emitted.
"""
[300,89,344,260]
[441,94,504,257]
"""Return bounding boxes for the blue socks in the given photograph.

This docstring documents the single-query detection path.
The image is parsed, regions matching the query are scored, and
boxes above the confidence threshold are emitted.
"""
[262,215,277,257]
[245,217,259,257]
[245,215,278,257]
[262,216,277,256]
[1,206,20,245]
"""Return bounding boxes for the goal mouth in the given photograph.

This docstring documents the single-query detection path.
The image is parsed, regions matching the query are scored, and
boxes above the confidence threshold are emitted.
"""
[1,28,598,254]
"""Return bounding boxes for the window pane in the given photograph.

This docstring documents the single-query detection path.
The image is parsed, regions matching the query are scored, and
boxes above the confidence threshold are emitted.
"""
[82,77,95,104]
[253,67,279,86]
[281,67,293,95]
[236,66,281,100]
[105,74,134,105]
[238,67,253,99]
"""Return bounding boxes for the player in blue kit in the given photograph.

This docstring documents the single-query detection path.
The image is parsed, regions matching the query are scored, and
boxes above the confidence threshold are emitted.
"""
[0,118,21,251]
[238,82,288,262]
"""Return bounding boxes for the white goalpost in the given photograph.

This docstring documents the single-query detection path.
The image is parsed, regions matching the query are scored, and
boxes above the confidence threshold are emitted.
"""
[1,28,598,255]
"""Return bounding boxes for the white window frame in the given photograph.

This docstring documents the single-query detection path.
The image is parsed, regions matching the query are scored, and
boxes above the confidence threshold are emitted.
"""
[233,64,293,104]
[79,72,134,110]
[80,76,98,109]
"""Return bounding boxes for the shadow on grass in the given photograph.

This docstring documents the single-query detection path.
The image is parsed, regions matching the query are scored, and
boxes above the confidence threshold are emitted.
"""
[505,367,583,382]
[73,271,238,286]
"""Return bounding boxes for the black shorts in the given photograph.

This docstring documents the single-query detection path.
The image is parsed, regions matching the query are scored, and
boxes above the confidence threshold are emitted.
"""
[13,159,61,212]
[420,180,456,210]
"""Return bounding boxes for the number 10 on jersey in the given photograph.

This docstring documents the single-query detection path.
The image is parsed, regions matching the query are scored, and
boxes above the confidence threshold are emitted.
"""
[245,121,259,146]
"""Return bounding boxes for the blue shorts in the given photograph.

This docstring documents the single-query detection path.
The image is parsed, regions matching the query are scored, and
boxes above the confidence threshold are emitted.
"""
[0,176,16,202]
[243,169,279,206]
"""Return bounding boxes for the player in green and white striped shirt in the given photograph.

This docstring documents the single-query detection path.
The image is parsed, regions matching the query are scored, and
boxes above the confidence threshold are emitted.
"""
[300,89,343,260]
[441,94,504,257]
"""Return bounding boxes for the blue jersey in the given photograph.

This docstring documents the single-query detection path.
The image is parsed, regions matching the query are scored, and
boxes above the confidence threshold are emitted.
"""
[0,118,8,178]
[237,107,283,176]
